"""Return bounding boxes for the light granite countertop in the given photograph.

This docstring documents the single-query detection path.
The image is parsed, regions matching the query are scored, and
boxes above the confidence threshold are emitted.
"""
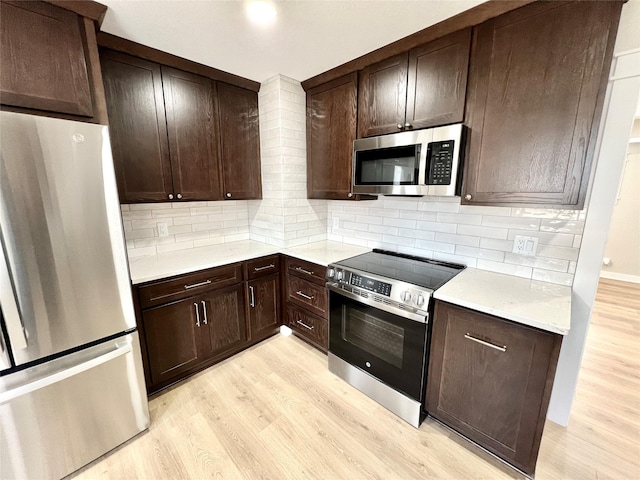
[128,240,570,335]
[434,268,571,335]
[128,240,370,285]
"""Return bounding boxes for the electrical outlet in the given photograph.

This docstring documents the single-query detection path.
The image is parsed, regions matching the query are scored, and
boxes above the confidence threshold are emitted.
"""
[333,217,339,229]
[513,235,538,256]
[157,222,169,237]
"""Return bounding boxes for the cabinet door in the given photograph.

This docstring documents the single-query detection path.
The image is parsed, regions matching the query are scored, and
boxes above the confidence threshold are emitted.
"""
[162,66,223,201]
[405,28,471,130]
[426,301,561,475]
[358,53,409,138]
[218,83,261,200]
[307,73,358,200]
[462,1,621,208]
[100,49,173,202]
[247,274,281,342]
[142,297,203,385]
[200,284,248,360]
[0,1,92,117]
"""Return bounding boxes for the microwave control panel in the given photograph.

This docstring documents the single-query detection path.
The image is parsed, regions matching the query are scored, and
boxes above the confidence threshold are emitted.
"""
[426,140,454,185]
[350,274,392,296]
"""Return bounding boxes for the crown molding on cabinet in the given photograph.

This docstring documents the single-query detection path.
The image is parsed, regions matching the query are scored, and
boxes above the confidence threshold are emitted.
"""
[45,0,108,26]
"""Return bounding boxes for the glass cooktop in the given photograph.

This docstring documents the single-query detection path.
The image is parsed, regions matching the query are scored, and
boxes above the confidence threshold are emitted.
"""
[334,249,465,291]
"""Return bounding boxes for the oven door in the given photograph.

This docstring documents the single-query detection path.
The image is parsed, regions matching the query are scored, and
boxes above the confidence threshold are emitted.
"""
[328,288,428,401]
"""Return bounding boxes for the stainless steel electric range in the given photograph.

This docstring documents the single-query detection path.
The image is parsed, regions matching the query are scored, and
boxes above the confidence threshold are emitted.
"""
[326,249,465,427]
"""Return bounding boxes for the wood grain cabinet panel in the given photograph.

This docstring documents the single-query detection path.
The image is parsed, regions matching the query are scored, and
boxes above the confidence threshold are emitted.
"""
[286,303,328,352]
[462,1,622,208]
[142,297,203,385]
[306,73,359,200]
[358,53,409,138]
[218,83,261,200]
[162,66,223,201]
[201,284,247,361]
[406,28,470,130]
[287,276,328,318]
[100,49,173,202]
[247,274,281,343]
[426,301,562,476]
[0,1,93,117]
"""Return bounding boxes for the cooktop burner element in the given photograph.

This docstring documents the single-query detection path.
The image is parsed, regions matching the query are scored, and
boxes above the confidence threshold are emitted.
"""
[327,249,465,317]
[335,249,465,291]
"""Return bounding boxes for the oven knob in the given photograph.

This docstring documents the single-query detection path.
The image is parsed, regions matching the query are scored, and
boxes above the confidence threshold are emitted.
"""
[336,270,344,281]
[401,291,412,302]
[326,268,335,279]
[415,295,425,307]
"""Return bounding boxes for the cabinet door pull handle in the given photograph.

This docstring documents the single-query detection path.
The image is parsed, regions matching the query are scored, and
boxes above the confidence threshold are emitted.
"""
[249,286,255,308]
[464,333,506,352]
[184,280,211,289]
[254,264,275,272]
[201,301,208,325]
[296,291,314,300]
[296,319,314,330]
[295,267,314,275]
[194,303,200,327]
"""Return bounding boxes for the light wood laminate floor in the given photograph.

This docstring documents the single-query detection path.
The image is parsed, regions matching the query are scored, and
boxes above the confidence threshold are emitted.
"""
[71,279,640,479]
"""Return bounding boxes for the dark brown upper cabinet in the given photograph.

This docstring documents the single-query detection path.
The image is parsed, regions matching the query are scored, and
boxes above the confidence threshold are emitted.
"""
[462,1,622,209]
[100,50,173,202]
[100,48,261,203]
[306,73,359,200]
[0,1,108,123]
[218,83,262,200]
[357,29,471,138]
[162,66,223,201]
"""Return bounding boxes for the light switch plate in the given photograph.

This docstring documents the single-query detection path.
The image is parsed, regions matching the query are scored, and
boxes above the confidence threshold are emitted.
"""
[157,222,169,237]
[513,235,538,256]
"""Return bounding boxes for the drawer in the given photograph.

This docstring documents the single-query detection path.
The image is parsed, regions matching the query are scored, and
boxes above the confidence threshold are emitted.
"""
[245,254,281,280]
[286,275,328,318]
[285,256,326,285]
[286,303,328,352]
[138,263,242,309]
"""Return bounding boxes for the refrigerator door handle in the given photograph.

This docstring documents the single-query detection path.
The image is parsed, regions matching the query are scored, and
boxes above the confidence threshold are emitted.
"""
[0,339,133,405]
[0,247,27,350]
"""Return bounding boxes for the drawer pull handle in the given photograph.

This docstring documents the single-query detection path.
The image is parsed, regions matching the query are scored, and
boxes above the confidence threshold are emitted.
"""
[194,303,200,327]
[296,319,314,330]
[295,266,314,275]
[296,291,314,300]
[249,286,255,307]
[201,301,208,325]
[185,280,212,290]
[464,333,506,352]
[254,264,275,272]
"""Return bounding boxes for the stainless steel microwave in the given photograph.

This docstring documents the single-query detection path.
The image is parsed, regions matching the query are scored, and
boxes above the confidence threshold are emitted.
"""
[352,123,466,196]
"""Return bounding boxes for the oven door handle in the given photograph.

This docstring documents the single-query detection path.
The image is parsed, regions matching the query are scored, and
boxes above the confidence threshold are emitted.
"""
[327,283,428,324]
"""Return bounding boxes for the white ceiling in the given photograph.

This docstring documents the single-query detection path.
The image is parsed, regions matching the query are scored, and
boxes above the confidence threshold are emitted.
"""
[99,0,485,84]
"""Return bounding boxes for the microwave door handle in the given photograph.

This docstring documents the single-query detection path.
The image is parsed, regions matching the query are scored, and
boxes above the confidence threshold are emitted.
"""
[0,248,27,350]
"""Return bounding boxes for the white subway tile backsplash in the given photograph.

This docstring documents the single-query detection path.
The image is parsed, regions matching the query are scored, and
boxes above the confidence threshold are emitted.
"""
[435,232,480,247]
[415,239,456,254]
[455,245,506,262]
[477,259,532,279]
[479,238,513,252]
[540,219,585,234]
[482,215,540,230]
[504,253,569,272]
[507,229,574,247]
[459,205,511,216]
[383,217,417,229]
[532,269,573,286]
[537,245,579,261]
[416,220,457,233]
[437,212,482,225]
[457,224,509,240]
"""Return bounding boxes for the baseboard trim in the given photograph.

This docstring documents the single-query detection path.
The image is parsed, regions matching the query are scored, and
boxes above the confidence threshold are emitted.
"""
[600,271,640,284]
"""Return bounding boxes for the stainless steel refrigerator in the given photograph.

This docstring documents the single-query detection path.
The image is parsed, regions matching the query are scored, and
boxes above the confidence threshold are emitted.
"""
[0,112,149,479]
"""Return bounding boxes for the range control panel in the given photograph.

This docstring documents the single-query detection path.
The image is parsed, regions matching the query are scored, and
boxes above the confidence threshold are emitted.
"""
[426,140,454,185]
[350,274,391,296]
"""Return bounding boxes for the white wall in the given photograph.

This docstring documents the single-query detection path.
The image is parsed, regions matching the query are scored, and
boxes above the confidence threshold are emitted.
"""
[601,128,640,283]
[547,0,640,425]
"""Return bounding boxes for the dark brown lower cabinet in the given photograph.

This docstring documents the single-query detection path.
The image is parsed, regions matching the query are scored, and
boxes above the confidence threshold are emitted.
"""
[247,274,281,343]
[136,259,281,394]
[142,296,204,385]
[426,301,562,476]
[200,284,247,360]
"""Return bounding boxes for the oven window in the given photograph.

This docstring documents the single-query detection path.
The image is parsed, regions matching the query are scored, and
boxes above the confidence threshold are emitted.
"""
[343,307,404,369]
[354,145,420,185]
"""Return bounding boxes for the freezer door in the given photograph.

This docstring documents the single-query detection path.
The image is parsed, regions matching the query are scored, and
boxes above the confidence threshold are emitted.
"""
[0,112,135,365]
[0,332,149,480]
